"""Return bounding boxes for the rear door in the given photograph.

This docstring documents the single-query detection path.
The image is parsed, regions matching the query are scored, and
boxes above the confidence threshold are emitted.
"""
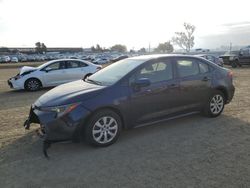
[65,60,89,82]
[175,57,212,110]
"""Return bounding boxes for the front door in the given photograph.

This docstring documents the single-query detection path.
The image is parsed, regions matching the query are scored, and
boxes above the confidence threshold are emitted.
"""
[127,58,180,125]
[42,61,67,86]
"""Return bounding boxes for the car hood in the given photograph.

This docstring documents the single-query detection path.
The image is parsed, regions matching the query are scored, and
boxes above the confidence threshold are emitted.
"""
[20,66,37,75]
[36,80,105,107]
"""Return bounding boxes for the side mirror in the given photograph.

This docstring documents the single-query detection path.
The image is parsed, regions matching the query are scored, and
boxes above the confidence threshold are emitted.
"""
[44,67,52,72]
[239,51,243,56]
[132,78,151,90]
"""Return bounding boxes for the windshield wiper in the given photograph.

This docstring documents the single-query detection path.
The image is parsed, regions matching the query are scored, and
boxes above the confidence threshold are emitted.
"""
[85,79,102,85]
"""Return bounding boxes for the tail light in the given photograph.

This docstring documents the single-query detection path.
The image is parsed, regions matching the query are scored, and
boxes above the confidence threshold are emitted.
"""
[228,70,233,78]
[96,66,102,71]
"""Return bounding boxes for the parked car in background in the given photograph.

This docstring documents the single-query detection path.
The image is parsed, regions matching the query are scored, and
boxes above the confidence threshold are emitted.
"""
[111,55,129,63]
[195,54,223,67]
[11,57,19,63]
[24,54,235,155]
[220,47,250,68]
[18,55,28,62]
[8,59,102,91]
[93,58,110,64]
[0,56,3,63]
[2,55,11,63]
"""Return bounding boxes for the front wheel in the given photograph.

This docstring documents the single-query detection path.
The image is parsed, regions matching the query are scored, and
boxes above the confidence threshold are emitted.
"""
[203,91,225,117]
[231,61,237,68]
[24,78,42,91]
[84,109,122,147]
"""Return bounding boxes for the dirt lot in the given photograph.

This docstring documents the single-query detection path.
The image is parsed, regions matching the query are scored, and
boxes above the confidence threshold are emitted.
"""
[1,66,250,187]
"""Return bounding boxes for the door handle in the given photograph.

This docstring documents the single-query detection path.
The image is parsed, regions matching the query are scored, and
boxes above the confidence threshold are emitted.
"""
[202,77,210,81]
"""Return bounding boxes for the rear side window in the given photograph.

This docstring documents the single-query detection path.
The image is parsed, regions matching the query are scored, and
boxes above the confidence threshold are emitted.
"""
[67,61,79,68]
[67,61,88,68]
[199,62,209,74]
[177,60,199,77]
[78,61,88,67]
[206,55,215,62]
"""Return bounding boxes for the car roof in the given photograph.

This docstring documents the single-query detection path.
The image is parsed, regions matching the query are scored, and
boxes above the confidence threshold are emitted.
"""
[38,58,93,68]
[127,54,202,61]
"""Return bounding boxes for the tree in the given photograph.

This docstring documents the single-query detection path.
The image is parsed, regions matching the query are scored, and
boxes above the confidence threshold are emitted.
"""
[154,42,174,53]
[96,44,102,52]
[172,22,195,52]
[41,43,47,53]
[35,42,47,54]
[35,42,41,53]
[138,47,146,53]
[91,46,96,52]
[91,44,103,52]
[110,44,127,53]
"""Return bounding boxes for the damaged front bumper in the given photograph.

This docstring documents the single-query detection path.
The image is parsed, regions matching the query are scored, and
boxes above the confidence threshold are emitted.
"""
[24,104,91,158]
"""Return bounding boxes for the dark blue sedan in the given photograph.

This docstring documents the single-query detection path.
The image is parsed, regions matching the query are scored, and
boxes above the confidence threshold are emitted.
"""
[24,54,235,156]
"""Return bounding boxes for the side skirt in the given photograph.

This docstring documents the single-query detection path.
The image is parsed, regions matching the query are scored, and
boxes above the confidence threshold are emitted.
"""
[134,111,200,129]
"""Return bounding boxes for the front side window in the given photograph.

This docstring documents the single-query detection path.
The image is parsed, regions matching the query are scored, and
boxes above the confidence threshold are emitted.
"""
[44,62,66,71]
[132,60,173,83]
[206,55,215,62]
[177,59,199,78]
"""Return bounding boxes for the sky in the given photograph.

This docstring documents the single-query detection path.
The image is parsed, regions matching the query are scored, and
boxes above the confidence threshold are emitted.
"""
[0,0,250,50]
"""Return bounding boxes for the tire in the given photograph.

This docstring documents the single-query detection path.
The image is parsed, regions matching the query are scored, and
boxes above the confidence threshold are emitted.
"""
[203,91,225,118]
[24,78,42,91]
[235,59,242,67]
[83,73,92,80]
[231,61,237,68]
[84,109,122,147]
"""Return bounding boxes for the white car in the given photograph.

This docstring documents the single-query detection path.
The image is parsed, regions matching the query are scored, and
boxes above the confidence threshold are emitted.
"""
[8,59,102,91]
[3,56,11,63]
[11,57,19,63]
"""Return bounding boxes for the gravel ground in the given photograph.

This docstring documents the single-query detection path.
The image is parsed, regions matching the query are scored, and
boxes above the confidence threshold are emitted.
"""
[1,66,250,188]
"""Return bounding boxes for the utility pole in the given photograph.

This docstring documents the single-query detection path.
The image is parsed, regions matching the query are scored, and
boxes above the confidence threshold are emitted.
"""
[229,42,232,52]
[148,42,151,54]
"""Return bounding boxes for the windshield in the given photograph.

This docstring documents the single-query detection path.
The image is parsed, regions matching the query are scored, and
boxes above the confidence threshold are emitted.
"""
[86,59,145,86]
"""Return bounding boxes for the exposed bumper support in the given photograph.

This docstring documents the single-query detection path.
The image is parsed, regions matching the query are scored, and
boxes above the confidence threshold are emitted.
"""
[43,140,51,159]
[23,104,89,158]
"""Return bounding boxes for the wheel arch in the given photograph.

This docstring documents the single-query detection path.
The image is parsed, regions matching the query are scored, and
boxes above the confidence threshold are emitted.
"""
[83,73,93,80]
[85,106,126,129]
[24,77,43,88]
[214,86,228,102]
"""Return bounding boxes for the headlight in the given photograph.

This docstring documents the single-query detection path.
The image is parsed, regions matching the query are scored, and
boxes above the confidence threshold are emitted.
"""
[40,103,80,118]
[14,74,22,80]
[229,56,234,61]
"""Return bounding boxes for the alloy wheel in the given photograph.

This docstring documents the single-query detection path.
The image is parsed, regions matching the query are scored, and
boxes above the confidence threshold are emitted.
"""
[27,80,40,91]
[210,94,224,115]
[92,116,118,144]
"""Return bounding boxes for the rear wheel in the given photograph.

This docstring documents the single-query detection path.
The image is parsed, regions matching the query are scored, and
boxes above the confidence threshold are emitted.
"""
[84,109,122,147]
[24,78,42,91]
[203,91,225,117]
